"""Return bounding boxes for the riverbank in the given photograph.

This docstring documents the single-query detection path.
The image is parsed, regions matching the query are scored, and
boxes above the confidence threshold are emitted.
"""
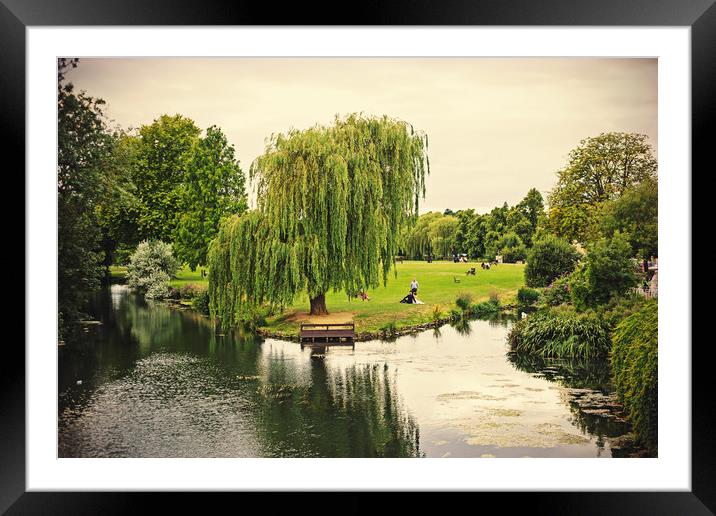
[112,261,526,338]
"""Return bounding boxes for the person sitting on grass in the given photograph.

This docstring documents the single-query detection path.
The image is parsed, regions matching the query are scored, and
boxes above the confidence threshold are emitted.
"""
[400,291,416,304]
[359,290,370,301]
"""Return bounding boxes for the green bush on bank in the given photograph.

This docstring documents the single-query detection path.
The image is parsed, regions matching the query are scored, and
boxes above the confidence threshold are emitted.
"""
[507,306,611,359]
[542,275,571,306]
[611,300,658,453]
[524,235,581,287]
[469,298,501,318]
[517,287,540,306]
[126,240,180,299]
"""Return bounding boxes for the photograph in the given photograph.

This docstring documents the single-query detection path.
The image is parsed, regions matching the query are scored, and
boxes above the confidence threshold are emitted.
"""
[57,56,659,459]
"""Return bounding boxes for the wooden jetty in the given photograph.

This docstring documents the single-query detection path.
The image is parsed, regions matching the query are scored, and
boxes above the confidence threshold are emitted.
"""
[300,322,355,349]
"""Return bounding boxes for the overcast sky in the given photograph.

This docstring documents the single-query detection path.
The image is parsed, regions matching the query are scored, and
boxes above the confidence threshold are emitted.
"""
[67,57,657,214]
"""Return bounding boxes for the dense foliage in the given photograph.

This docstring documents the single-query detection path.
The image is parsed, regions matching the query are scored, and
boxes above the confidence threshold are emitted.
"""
[174,125,248,269]
[96,116,248,270]
[611,301,658,453]
[600,177,658,260]
[127,240,180,299]
[132,115,201,242]
[517,287,540,306]
[524,235,581,287]
[547,132,657,243]
[58,58,113,336]
[507,306,611,359]
[541,275,572,306]
[569,232,638,309]
[403,188,545,261]
[209,114,430,323]
[496,232,527,263]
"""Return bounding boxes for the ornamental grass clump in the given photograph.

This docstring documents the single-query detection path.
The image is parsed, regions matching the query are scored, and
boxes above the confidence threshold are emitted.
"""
[507,306,610,359]
[455,291,474,311]
[611,300,658,454]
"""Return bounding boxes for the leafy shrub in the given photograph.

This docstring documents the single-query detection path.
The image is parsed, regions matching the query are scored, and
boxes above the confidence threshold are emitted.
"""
[611,300,658,453]
[525,235,581,287]
[596,294,649,329]
[238,307,268,331]
[144,270,171,299]
[127,240,179,299]
[570,232,638,309]
[517,287,540,306]
[469,298,501,318]
[455,291,474,311]
[507,306,611,359]
[542,275,572,306]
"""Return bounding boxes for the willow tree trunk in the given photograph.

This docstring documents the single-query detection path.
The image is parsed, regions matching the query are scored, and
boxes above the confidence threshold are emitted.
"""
[309,293,328,315]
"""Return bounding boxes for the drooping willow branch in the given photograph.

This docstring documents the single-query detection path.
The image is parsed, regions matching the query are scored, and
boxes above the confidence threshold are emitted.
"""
[209,114,430,324]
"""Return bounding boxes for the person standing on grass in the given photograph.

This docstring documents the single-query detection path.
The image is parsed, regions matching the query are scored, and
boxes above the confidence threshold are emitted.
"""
[410,278,419,295]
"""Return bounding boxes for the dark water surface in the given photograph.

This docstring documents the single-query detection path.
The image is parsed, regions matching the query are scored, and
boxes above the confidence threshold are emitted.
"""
[59,285,631,457]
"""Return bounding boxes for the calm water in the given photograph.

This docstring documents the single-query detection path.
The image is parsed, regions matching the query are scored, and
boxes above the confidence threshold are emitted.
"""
[59,285,631,458]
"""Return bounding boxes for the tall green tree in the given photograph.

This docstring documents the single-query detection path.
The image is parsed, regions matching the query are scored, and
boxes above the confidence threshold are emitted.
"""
[601,177,658,261]
[58,58,112,337]
[517,187,545,231]
[405,211,443,260]
[454,209,476,255]
[174,126,248,269]
[570,231,638,308]
[428,215,458,259]
[208,114,429,322]
[133,114,201,242]
[548,132,657,243]
[95,132,142,270]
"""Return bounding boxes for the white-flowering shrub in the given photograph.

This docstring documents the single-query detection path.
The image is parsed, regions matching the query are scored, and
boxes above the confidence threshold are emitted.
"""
[126,240,179,299]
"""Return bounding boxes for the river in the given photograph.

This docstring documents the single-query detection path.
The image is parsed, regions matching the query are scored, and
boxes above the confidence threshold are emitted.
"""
[58,285,632,458]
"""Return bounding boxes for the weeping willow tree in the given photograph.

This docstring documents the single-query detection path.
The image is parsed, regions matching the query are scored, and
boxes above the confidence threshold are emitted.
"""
[403,211,442,260]
[208,114,429,325]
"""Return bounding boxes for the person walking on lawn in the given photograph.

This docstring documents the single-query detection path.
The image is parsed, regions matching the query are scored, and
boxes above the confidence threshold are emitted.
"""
[410,278,419,295]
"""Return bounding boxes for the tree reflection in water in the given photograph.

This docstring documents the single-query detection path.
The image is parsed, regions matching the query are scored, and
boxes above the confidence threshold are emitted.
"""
[255,349,421,457]
[507,352,632,446]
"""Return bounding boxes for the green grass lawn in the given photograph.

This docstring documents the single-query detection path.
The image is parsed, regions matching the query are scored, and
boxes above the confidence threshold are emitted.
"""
[266,261,525,335]
[112,261,525,336]
[169,266,209,288]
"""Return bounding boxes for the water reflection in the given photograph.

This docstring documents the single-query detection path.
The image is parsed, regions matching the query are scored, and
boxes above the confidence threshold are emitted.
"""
[507,352,631,454]
[59,285,633,458]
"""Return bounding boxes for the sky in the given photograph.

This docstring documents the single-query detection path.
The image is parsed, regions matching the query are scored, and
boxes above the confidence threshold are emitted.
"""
[66,57,657,214]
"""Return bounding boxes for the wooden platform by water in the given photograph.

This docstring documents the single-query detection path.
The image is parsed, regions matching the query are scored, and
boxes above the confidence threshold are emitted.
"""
[300,322,355,349]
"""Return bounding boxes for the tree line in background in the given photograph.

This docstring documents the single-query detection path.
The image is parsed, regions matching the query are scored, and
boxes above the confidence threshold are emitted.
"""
[404,131,657,271]
[58,59,247,338]
[403,187,545,262]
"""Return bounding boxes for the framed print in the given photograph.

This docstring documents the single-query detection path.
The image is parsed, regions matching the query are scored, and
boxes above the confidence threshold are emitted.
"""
[5,0,712,512]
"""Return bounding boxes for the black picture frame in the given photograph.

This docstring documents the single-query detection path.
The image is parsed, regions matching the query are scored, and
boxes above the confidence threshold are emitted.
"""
[4,0,711,513]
